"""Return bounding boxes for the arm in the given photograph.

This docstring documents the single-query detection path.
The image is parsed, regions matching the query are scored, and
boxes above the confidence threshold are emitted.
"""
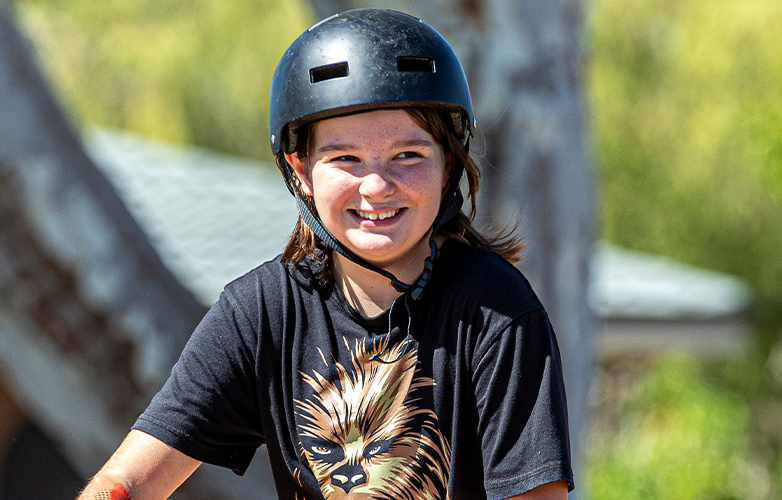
[507,480,569,500]
[77,430,201,500]
[473,309,574,498]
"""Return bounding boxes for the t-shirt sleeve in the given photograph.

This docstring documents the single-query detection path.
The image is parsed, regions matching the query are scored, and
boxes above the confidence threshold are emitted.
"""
[133,288,264,475]
[472,308,574,499]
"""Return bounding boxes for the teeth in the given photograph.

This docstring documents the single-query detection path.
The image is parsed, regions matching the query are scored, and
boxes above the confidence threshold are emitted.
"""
[356,209,400,220]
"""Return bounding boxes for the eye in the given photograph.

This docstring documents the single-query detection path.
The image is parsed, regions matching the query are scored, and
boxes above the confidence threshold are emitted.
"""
[363,438,393,459]
[331,155,360,163]
[311,445,332,455]
[396,151,423,160]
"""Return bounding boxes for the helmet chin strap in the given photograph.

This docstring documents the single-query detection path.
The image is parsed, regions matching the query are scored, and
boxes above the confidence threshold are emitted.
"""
[288,156,465,300]
[294,195,412,292]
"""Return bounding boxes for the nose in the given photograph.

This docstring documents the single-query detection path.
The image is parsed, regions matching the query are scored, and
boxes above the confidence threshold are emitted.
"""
[330,463,367,493]
[358,163,394,199]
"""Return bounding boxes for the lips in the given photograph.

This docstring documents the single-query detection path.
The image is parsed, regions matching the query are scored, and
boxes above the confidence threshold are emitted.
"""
[353,208,402,221]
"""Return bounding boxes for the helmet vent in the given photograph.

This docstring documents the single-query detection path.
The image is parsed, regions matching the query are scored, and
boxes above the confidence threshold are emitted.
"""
[310,62,349,83]
[397,56,435,73]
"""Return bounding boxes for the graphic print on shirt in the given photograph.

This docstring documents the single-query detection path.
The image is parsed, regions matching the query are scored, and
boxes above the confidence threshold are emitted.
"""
[295,338,451,500]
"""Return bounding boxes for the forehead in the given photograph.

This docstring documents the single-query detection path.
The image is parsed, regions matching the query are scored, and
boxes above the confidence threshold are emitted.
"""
[310,109,434,149]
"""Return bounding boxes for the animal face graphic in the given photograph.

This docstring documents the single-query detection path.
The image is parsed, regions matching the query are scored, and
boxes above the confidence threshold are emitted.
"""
[295,340,451,500]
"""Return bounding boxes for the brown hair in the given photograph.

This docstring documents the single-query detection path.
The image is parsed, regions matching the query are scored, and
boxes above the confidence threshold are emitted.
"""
[275,107,525,275]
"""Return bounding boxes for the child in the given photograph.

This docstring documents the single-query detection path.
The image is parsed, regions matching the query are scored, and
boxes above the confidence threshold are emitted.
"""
[78,9,573,500]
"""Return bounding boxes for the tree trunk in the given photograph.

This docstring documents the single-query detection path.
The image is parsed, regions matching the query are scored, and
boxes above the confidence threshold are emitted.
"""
[309,1,596,496]
[465,3,595,492]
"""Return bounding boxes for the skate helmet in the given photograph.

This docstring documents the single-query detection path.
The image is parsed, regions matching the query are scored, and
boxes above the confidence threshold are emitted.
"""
[269,8,475,299]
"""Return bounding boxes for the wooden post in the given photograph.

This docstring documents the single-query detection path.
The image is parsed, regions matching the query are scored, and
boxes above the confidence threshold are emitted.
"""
[308,2,596,496]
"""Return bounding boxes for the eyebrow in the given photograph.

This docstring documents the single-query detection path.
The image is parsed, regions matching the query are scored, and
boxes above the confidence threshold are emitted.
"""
[391,138,435,149]
[314,138,435,155]
[314,143,356,154]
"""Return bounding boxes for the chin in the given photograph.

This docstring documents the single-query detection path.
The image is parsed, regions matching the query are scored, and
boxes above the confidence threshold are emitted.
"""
[339,228,432,272]
[350,243,419,267]
[345,236,402,259]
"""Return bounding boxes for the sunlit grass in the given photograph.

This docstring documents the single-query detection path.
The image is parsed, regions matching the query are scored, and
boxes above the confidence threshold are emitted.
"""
[587,356,755,500]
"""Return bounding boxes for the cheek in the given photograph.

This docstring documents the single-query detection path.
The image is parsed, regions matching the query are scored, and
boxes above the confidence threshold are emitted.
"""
[310,170,355,212]
[409,170,447,211]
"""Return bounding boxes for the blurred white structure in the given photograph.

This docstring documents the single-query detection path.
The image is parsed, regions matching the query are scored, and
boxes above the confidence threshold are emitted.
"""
[591,243,752,357]
[89,129,754,356]
[88,129,299,306]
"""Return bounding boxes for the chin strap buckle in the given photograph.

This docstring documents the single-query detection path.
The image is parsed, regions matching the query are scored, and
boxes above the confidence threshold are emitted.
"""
[410,241,439,300]
[392,279,411,293]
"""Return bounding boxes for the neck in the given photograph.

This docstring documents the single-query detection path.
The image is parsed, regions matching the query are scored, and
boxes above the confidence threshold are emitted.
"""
[332,256,404,317]
[331,235,446,316]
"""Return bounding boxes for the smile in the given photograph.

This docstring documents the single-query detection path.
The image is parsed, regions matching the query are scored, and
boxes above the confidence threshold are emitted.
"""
[353,209,401,221]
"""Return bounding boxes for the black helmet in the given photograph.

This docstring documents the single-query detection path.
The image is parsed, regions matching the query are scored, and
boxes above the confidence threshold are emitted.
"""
[268,8,474,155]
[269,9,475,301]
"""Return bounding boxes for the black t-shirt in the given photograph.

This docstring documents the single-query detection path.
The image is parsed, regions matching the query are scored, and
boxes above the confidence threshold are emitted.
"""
[134,240,573,500]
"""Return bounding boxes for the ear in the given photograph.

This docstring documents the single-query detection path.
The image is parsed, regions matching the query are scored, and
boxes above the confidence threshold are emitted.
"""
[285,152,314,196]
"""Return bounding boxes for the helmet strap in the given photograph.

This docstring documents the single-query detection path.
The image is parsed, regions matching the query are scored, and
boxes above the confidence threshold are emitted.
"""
[294,196,413,292]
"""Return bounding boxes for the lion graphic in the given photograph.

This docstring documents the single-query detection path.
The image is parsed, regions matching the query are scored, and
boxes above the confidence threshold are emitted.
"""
[295,338,451,500]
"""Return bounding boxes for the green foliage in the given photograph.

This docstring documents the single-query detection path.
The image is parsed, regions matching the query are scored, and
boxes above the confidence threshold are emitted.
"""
[589,0,782,318]
[587,357,753,500]
[15,0,313,161]
[587,0,782,498]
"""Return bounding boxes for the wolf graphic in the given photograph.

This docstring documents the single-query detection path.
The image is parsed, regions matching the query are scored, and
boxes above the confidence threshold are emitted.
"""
[295,338,451,500]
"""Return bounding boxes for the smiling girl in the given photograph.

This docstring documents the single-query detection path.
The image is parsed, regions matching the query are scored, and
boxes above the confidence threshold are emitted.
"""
[78,9,573,500]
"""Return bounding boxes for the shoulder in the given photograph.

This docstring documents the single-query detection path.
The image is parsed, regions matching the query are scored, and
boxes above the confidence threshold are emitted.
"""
[434,240,543,318]
[218,255,320,318]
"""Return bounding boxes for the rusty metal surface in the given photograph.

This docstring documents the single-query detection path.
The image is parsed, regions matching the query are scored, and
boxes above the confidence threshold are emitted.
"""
[0,166,144,422]
[0,2,277,497]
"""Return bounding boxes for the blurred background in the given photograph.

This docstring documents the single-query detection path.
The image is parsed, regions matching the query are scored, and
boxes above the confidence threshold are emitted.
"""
[0,0,780,498]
